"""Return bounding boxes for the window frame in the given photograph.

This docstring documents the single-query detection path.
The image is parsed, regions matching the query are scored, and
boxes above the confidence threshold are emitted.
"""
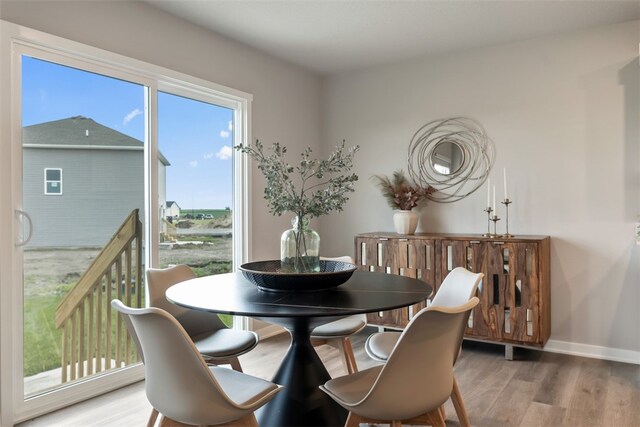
[43,168,62,195]
[0,19,252,424]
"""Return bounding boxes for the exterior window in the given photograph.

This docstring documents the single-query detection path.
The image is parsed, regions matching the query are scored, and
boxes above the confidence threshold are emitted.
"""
[44,168,62,195]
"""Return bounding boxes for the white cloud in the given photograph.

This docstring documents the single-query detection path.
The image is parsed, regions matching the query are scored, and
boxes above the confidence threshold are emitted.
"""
[189,160,198,168]
[220,130,230,138]
[123,108,142,125]
[216,145,233,160]
[228,121,233,131]
[203,152,214,159]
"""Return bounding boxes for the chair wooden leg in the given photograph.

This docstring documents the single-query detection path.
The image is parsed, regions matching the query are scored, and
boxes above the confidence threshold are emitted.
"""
[426,409,446,427]
[147,408,160,427]
[229,357,243,372]
[159,416,196,427]
[451,376,471,427]
[158,415,181,427]
[331,337,359,375]
[342,337,358,374]
[332,338,352,375]
[439,404,446,422]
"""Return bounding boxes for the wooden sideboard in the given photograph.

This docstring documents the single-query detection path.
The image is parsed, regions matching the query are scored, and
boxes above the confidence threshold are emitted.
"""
[355,232,550,352]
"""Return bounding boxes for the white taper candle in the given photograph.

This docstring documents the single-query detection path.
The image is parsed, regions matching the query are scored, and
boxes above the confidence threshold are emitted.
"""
[503,168,508,200]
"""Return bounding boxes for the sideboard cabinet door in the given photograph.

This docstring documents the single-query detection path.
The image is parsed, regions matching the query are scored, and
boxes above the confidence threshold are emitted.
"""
[485,241,544,345]
[356,236,434,328]
[438,239,488,339]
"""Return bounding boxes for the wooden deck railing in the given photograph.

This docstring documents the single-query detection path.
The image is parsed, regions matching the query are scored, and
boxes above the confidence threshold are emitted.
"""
[55,209,143,383]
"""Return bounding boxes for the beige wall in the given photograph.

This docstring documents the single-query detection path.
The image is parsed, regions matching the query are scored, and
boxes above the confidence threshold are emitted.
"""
[0,0,323,262]
[321,20,640,358]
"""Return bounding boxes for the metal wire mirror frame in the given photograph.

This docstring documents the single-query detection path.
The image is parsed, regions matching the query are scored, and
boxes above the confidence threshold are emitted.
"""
[407,117,495,203]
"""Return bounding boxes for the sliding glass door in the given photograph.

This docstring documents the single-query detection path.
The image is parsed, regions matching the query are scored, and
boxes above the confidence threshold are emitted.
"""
[21,56,148,398]
[2,22,251,423]
[15,52,151,423]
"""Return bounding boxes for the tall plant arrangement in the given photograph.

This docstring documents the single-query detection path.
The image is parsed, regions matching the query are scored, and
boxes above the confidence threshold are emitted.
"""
[235,140,359,272]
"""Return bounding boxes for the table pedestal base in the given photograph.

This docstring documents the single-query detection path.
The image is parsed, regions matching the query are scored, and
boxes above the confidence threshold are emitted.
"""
[256,317,347,427]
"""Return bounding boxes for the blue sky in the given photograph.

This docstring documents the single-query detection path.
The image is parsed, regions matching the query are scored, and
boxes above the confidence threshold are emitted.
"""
[158,92,233,210]
[22,55,233,209]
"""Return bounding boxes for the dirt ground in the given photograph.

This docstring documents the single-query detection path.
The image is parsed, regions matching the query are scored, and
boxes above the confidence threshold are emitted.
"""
[23,237,232,296]
[158,238,232,265]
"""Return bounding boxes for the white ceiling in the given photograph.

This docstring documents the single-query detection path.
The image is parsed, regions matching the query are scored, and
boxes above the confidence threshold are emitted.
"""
[146,1,640,76]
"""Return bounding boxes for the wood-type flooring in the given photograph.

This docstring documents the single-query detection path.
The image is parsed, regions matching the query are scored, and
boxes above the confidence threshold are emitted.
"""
[18,327,640,427]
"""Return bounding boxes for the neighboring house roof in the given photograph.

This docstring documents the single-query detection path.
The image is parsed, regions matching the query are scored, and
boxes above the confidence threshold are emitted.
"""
[166,201,180,209]
[23,116,170,165]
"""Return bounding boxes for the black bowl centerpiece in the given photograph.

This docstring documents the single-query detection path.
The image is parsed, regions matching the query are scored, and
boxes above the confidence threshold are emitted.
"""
[239,259,357,292]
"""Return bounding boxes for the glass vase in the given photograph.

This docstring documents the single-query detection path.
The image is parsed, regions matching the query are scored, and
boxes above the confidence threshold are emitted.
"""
[280,216,320,273]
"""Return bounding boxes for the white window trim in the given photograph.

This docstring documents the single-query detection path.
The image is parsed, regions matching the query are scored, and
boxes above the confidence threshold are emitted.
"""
[0,20,253,424]
[43,168,63,195]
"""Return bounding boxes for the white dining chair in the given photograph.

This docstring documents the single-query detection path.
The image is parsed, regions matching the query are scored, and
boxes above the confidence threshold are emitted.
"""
[310,256,366,374]
[364,266,483,426]
[111,299,282,427]
[321,298,479,427]
[147,264,258,372]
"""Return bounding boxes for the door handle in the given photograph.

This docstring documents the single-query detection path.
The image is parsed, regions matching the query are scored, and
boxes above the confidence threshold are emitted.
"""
[15,209,33,247]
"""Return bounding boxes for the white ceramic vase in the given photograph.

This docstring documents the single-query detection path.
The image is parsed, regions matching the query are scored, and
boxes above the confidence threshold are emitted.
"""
[393,210,418,235]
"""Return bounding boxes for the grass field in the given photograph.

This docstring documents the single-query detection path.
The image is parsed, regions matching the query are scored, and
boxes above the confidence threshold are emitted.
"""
[24,294,63,376]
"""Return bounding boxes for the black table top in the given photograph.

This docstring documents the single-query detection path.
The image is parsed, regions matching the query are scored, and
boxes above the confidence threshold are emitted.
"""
[166,271,432,318]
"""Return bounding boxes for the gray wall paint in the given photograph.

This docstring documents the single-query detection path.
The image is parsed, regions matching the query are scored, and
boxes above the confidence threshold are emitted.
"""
[321,20,640,355]
[1,0,323,261]
[23,147,145,248]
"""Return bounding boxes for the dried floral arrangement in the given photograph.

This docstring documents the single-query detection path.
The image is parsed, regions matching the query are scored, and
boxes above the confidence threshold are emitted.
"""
[372,170,435,211]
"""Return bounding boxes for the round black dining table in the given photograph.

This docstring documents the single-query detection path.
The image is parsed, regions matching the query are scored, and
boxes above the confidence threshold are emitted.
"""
[166,270,432,427]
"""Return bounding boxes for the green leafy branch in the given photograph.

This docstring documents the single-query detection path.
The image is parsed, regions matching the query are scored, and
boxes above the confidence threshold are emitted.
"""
[235,140,359,220]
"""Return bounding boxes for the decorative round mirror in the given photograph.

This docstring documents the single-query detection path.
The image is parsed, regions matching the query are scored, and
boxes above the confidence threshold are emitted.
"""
[430,140,465,176]
[408,117,495,203]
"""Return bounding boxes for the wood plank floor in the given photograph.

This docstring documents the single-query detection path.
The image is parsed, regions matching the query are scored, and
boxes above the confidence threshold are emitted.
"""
[18,327,640,427]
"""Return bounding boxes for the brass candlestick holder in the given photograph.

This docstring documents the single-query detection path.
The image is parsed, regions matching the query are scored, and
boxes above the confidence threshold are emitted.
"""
[482,207,493,237]
[490,215,501,238]
[501,198,514,238]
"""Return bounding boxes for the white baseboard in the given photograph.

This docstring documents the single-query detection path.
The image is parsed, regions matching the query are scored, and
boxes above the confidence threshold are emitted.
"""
[255,324,286,340]
[544,339,640,365]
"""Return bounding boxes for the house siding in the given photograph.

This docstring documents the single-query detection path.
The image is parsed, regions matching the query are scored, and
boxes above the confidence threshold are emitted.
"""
[23,147,145,248]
